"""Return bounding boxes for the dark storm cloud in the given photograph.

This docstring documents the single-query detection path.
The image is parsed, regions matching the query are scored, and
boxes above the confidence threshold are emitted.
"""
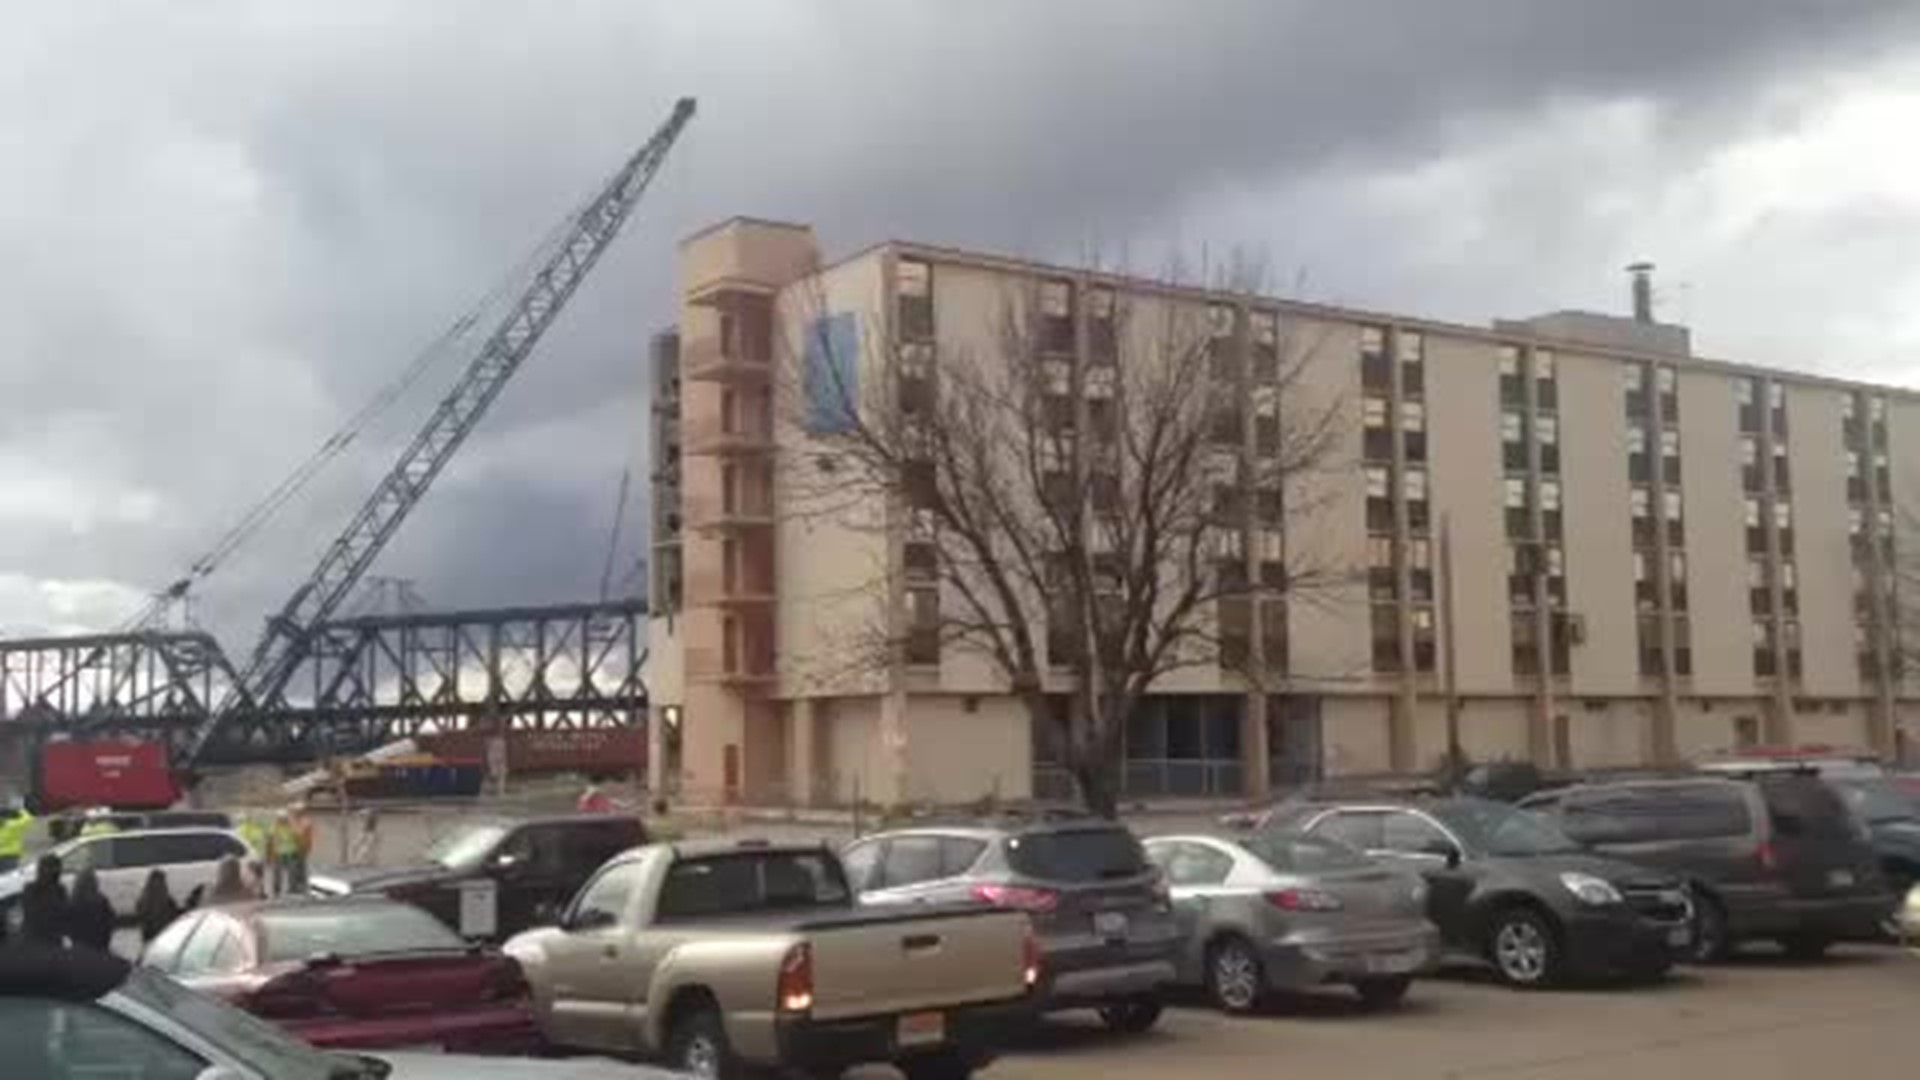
[4,0,1918,639]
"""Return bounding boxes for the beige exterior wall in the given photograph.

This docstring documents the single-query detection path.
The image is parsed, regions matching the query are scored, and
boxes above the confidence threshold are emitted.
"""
[1677,368,1753,697]
[1286,318,1371,685]
[1788,384,1859,699]
[1321,696,1393,775]
[1888,399,1920,701]
[1559,351,1639,696]
[1425,334,1511,692]
[903,697,1032,803]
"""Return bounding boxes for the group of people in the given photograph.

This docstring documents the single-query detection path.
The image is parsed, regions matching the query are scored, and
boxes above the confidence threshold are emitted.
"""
[239,805,315,896]
[5,852,262,956]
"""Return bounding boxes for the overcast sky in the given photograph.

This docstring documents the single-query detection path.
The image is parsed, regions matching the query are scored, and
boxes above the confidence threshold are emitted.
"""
[7,0,1920,644]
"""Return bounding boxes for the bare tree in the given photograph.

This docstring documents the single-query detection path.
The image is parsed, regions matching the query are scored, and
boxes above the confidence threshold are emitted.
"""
[778,262,1351,816]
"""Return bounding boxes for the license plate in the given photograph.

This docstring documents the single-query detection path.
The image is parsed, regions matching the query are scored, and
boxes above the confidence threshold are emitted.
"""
[1829,870,1856,888]
[1093,911,1129,939]
[897,1011,945,1048]
[1667,926,1693,947]
[1365,950,1420,975]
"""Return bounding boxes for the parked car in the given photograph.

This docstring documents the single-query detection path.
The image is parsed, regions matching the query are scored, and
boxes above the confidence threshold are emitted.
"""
[843,818,1179,1031]
[1142,833,1440,1012]
[0,826,253,929]
[1825,778,1920,893]
[308,813,645,941]
[1520,775,1892,960]
[0,940,670,1079]
[1269,796,1692,987]
[506,838,1035,1080]
[140,896,541,1053]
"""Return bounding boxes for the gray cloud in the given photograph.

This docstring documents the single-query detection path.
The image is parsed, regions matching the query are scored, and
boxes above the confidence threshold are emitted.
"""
[5,0,1920,644]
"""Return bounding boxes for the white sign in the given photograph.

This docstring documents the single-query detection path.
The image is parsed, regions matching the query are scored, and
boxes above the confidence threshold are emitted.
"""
[458,879,498,939]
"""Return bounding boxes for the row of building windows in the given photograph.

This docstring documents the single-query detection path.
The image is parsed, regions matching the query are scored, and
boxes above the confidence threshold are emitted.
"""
[884,265,1906,689]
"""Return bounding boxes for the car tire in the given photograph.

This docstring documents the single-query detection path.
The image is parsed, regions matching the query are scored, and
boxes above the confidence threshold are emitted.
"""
[899,1050,978,1080]
[1205,936,1266,1014]
[1096,997,1164,1034]
[1779,933,1831,961]
[1690,894,1732,964]
[1354,975,1413,1009]
[1487,907,1562,989]
[665,1004,740,1080]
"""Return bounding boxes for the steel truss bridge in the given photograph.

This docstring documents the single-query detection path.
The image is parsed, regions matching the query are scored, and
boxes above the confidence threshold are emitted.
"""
[0,599,648,764]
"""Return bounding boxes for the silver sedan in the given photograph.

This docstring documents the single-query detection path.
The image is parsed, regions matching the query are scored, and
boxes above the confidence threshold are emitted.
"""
[1144,833,1441,1013]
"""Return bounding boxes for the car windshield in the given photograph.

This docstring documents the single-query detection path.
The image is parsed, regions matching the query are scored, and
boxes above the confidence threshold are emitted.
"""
[262,902,465,963]
[423,823,508,869]
[1832,779,1919,824]
[1428,799,1584,856]
[119,967,378,1080]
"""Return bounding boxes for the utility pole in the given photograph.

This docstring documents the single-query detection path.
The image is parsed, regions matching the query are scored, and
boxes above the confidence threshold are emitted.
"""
[1440,514,1463,787]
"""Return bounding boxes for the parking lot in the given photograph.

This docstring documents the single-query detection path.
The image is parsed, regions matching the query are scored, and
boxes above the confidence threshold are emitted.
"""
[884,946,1917,1080]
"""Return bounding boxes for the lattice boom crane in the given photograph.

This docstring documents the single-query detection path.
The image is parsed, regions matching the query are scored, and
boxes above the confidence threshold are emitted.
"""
[184,97,695,765]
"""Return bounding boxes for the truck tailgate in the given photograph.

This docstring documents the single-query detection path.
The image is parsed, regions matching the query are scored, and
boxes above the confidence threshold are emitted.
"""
[800,906,1027,1020]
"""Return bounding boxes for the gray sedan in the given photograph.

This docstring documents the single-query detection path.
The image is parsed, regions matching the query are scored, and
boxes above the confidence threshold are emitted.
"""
[1144,833,1441,1013]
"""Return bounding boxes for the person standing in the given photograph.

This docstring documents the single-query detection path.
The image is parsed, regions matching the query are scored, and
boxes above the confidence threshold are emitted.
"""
[20,854,69,946]
[0,804,32,875]
[287,804,315,895]
[135,869,182,944]
[65,869,115,953]
[207,855,256,904]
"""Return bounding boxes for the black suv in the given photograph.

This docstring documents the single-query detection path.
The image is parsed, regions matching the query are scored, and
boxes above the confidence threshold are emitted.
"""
[1520,774,1891,960]
[1271,796,1692,987]
[844,817,1179,1032]
[307,813,646,941]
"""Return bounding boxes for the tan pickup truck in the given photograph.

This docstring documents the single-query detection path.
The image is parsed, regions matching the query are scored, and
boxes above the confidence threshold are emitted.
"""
[504,839,1036,1080]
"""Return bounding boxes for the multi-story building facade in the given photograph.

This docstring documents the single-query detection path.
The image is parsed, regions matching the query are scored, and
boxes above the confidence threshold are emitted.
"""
[646,217,1920,807]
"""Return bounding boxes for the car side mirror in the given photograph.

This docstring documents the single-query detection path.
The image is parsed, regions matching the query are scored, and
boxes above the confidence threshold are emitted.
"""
[490,853,524,878]
[1421,839,1462,869]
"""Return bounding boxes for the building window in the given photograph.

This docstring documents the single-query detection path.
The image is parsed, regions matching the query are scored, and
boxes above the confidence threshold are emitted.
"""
[1372,604,1402,673]
[1505,477,1530,538]
[1368,535,1397,600]
[1088,286,1117,360]
[1398,331,1425,398]
[1366,465,1394,533]
[1498,346,1525,407]
[896,258,934,341]
[1038,278,1075,354]
[907,587,940,665]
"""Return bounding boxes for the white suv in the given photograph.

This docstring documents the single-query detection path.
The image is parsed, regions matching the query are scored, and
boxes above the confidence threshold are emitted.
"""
[0,828,253,923]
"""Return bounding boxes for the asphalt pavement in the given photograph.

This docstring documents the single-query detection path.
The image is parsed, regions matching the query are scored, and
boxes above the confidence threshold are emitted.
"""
[862,946,1919,1080]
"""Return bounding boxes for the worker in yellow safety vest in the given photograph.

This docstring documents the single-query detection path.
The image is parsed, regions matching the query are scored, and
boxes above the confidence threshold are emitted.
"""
[268,810,304,897]
[78,811,119,839]
[0,806,32,874]
[238,814,270,865]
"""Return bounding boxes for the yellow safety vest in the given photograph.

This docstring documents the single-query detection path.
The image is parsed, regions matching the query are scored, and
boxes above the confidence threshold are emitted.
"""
[239,819,269,857]
[79,820,118,839]
[0,813,30,858]
[270,821,300,860]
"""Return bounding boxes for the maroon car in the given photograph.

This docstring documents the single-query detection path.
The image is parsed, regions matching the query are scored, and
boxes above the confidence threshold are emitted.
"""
[140,895,540,1053]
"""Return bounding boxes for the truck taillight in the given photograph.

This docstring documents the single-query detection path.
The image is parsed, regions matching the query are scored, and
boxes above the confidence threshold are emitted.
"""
[777,943,813,1013]
[1022,927,1042,991]
[970,884,1059,913]
[1757,841,1778,875]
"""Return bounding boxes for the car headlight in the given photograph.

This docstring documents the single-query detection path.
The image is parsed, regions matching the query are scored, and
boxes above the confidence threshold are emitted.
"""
[1560,872,1622,906]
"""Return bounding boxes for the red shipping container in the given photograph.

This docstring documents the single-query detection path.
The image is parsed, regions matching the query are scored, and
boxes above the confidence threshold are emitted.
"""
[40,740,180,811]
[418,729,646,776]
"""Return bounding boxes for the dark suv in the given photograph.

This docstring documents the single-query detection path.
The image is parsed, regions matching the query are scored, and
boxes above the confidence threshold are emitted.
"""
[308,813,646,941]
[1519,775,1891,960]
[1272,796,1692,987]
[844,818,1179,1032]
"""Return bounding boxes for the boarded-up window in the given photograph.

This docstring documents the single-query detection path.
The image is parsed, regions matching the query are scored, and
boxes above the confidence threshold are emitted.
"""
[805,312,860,433]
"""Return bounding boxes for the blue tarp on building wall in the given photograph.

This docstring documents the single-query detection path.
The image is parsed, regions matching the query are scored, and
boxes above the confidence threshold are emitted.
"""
[805,311,860,433]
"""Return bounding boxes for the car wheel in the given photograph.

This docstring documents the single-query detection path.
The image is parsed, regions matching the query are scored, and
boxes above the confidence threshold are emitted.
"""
[1096,997,1164,1034]
[1205,937,1265,1014]
[1354,975,1412,1009]
[1487,908,1561,988]
[1779,933,1831,961]
[899,1050,978,1080]
[1690,894,1731,963]
[665,1005,739,1080]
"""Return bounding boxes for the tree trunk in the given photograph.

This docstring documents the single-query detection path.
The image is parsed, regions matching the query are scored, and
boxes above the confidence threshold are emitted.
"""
[1073,763,1120,819]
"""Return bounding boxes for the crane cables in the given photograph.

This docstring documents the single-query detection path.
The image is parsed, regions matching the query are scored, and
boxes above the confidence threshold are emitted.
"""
[122,181,603,632]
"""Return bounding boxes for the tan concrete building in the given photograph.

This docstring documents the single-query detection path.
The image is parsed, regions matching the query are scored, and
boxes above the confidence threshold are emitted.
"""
[646,217,1920,807]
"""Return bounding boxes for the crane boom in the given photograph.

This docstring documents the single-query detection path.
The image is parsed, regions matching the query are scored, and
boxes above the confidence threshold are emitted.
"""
[186,97,695,765]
